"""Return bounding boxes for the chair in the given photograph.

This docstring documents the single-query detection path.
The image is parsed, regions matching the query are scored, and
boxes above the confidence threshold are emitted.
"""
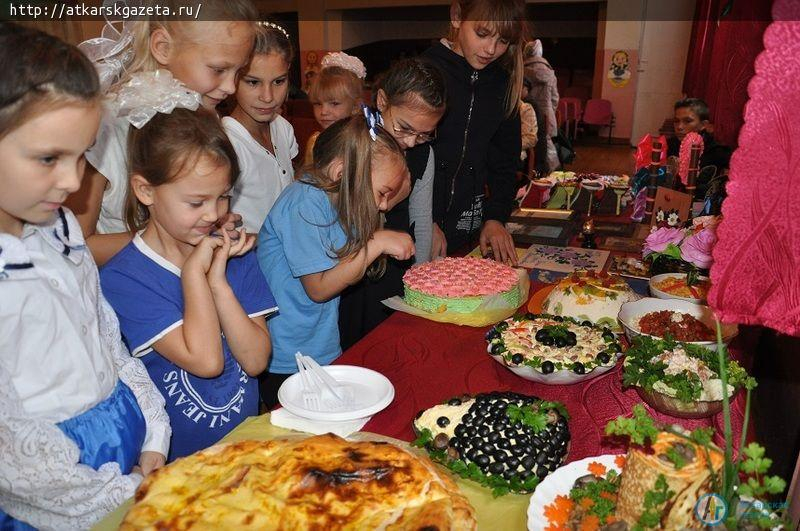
[563,85,591,102]
[580,98,615,143]
[289,116,321,164]
[558,97,582,140]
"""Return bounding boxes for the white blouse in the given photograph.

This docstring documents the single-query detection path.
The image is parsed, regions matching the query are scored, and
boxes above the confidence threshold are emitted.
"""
[222,115,299,233]
[0,208,171,530]
[85,111,131,235]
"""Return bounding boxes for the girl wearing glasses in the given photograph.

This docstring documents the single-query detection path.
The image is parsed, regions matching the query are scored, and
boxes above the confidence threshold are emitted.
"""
[422,0,527,264]
[339,58,446,350]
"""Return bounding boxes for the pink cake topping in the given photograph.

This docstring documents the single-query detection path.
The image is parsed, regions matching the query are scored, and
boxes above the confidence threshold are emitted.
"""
[403,257,518,298]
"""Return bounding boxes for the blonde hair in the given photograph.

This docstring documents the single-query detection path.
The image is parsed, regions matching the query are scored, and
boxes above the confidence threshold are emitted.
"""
[308,66,363,106]
[303,116,405,275]
[449,0,527,117]
[114,0,258,90]
[126,108,240,231]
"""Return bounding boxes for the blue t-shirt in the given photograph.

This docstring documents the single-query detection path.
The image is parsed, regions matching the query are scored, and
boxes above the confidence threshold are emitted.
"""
[258,180,347,374]
[99,235,277,461]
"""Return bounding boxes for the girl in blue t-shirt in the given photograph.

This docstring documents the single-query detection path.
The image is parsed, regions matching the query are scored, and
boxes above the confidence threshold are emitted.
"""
[100,108,276,461]
[257,112,414,408]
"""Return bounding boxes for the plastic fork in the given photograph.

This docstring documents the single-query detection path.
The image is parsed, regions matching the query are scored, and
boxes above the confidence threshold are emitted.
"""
[298,354,356,408]
[295,352,321,411]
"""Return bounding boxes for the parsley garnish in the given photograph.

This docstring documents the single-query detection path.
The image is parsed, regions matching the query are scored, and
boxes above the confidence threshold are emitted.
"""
[605,404,660,446]
[506,400,569,432]
[633,474,674,530]
[569,469,620,523]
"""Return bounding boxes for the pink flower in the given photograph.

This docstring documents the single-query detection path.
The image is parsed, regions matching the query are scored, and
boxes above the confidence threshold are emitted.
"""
[681,228,717,269]
[643,227,685,256]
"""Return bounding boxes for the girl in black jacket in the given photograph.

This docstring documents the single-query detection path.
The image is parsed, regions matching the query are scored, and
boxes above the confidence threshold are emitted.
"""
[423,0,526,264]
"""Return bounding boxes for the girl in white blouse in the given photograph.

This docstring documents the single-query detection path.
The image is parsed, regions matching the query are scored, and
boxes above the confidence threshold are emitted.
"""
[0,24,170,530]
[223,22,300,234]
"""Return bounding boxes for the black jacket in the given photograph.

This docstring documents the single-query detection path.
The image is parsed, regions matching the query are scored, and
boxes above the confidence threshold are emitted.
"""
[423,42,521,252]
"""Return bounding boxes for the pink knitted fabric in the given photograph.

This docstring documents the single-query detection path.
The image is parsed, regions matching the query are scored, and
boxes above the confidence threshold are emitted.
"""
[709,0,800,337]
[678,132,704,185]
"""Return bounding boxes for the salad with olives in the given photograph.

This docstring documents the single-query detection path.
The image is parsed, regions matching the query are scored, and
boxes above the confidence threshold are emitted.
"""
[413,392,571,496]
[486,313,622,375]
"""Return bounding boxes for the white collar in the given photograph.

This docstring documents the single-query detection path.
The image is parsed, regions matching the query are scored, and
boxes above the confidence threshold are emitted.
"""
[0,208,86,279]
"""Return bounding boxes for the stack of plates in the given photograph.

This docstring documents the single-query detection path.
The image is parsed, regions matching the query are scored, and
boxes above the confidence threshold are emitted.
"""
[277,365,395,421]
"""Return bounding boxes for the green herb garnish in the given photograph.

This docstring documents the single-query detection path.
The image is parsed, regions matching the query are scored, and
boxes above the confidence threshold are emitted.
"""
[569,469,620,523]
[633,474,674,530]
[605,404,660,446]
[506,400,569,432]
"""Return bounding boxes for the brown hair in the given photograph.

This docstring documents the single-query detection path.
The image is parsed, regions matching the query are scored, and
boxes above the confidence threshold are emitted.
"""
[308,66,363,106]
[254,22,294,63]
[376,57,446,112]
[449,0,527,117]
[0,22,99,140]
[303,115,405,273]
[126,108,240,230]
[115,0,258,89]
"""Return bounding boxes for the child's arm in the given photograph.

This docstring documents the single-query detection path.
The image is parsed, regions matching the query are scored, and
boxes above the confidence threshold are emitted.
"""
[408,148,435,263]
[301,230,415,302]
[151,237,226,377]
[208,231,271,377]
[0,367,141,530]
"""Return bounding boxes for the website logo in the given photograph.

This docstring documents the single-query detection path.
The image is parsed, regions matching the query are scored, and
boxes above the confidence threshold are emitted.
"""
[695,493,728,525]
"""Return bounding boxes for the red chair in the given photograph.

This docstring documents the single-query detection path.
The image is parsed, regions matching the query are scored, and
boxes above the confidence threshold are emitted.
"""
[558,97,583,140]
[289,116,321,165]
[580,98,615,143]
[563,85,591,102]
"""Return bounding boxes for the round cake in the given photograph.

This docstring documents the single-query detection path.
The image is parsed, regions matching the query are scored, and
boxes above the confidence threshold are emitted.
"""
[412,392,570,494]
[486,313,622,375]
[121,434,476,530]
[403,257,521,313]
[541,270,638,330]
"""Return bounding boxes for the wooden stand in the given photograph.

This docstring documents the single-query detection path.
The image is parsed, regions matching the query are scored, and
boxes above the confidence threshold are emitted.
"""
[643,137,663,224]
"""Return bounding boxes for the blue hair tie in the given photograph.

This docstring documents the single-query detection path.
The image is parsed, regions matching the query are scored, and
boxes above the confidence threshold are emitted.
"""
[361,104,384,141]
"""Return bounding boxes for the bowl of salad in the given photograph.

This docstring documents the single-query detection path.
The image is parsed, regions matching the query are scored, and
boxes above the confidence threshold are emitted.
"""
[649,273,710,304]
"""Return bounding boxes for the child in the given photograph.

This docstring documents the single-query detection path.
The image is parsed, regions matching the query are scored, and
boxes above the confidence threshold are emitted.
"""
[99,108,275,461]
[303,52,366,166]
[667,97,732,197]
[0,24,170,529]
[423,0,527,264]
[66,1,258,264]
[339,58,447,349]
[258,114,414,408]
[224,22,299,233]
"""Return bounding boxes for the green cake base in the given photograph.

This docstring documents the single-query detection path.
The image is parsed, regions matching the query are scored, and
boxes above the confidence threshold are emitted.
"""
[404,284,523,314]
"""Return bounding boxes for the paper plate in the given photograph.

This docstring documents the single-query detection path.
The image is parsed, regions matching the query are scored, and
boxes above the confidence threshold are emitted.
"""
[278,365,395,421]
[527,454,622,531]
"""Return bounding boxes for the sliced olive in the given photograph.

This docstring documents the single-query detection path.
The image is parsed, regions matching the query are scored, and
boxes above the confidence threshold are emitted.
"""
[581,320,593,327]
[496,321,509,331]
[489,462,505,475]
[541,336,555,347]
[554,337,568,348]
[552,315,564,322]
[490,343,506,355]
[485,328,500,341]
[573,362,586,374]
[436,416,450,428]
[448,397,462,406]
[475,453,490,467]
[541,361,555,374]
[511,353,524,365]
[534,329,549,342]
[596,352,611,364]
[602,330,616,341]
[525,312,536,320]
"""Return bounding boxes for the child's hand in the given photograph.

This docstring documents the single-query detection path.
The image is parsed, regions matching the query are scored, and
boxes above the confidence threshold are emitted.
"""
[226,228,255,257]
[375,230,415,261]
[215,211,244,241]
[184,235,224,275]
[207,229,234,288]
[138,451,166,476]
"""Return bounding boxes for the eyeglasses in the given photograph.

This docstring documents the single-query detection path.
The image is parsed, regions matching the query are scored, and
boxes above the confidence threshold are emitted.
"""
[388,117,437,143]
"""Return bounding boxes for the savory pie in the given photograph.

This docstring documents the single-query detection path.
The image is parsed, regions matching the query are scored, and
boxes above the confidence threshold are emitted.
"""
[121,434,477,530]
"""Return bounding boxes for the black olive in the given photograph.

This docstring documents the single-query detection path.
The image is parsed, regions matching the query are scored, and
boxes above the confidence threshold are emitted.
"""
[541,442,554,454]
[478,425,490,437]
[536,452,549,465]
[448,397,463,406]
[567,331,577,341]
[482,442,494,455]
[503,469,516,480]
[466,448,480,461]
[541,361,555,374]
[534,329,549,342]
[437,416,450,428]
[573,362,586,374]
[470,437,483,449]
[525,312,536,320]
[461,413,473,425]
[519,470,533,480]
[490,343,506,355]
[489,462,505,475]
[602,327,612,335]
[496,321,509,331]
[602,330,616,341]
[485,328,500,341]
[511,353,524,365]
[596,352,611,364]
[449,436,459,447]
[536,465,550,478]
[609,342,622,353]
[474,453,490,467]
[507,456,520,470]
[581,320,593,327]
[510,444,526,456]
[541,336,555,347]
[497,439,511,450]
[553,315,564,322]
[554,336,568,348]
[565,335,577,347]
[465,426,478,438]
[521,455,535,469]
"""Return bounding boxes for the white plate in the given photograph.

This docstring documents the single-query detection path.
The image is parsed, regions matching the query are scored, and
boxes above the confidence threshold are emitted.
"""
[649,273,709,304]
[617,297,738,351]
[527,454,622,531]
[278,365,395,421]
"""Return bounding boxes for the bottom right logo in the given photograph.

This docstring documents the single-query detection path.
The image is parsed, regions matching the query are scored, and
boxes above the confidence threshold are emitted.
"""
[695,493,728,526]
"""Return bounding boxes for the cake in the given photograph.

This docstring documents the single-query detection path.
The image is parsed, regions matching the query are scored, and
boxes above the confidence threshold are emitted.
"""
[541,270,638,330]
[403,257,521,313]
[486,314,622,375]
[122,434,477,530]
[413,392,570,495]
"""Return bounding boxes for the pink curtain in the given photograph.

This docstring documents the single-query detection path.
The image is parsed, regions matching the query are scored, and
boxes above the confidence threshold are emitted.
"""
[682,0,772,147]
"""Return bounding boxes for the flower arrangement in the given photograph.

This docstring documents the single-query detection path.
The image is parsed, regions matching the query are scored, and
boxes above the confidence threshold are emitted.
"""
[643,216,720,280]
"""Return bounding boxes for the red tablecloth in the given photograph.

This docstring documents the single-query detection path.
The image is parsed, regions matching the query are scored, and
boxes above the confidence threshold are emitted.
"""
[335,280,750,462]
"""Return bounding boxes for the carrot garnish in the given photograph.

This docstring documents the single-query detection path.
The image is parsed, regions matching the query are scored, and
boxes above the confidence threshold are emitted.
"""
[544,495,574,526]
[587,461,607,477]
